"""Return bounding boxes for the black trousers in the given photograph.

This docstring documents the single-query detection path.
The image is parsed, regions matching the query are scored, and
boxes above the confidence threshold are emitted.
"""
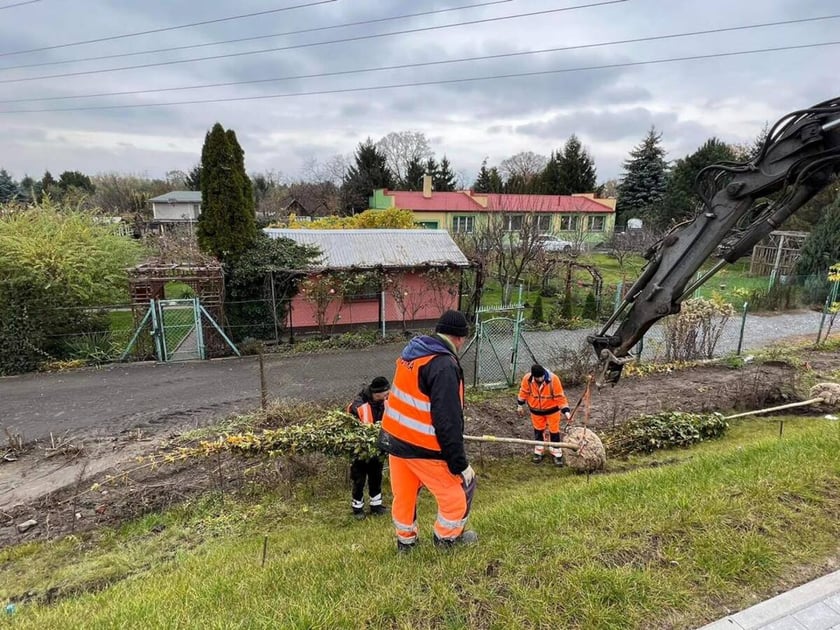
[350,457,384,503]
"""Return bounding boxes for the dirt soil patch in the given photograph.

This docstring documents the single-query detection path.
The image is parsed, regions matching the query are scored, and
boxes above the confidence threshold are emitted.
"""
[2,349,840,549]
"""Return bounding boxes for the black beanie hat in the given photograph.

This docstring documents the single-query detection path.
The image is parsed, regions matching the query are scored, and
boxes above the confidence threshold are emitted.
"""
[435,310,469,338]
[369,376,390,393]
[531,364,545,378]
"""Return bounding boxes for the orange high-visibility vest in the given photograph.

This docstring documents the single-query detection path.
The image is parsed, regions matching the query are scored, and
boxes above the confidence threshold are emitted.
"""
[349,402,374,425]
[518,372,568,414]
[382,354,463,452]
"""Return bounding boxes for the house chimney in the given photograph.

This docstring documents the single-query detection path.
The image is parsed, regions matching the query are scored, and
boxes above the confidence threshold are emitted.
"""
[422,174,433,199]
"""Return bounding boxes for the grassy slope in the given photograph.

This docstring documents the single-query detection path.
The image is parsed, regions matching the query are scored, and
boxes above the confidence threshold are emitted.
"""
[3,418,839,629]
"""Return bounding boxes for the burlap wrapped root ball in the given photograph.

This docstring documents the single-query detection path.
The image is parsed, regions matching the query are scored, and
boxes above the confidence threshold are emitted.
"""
[810,382,840,406]
[561,427,606,472]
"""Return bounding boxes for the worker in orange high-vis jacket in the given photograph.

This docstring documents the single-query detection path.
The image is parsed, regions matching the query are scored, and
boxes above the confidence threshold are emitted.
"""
[517,364,571,467]
[378,310,477,553]
[346,376,391,520]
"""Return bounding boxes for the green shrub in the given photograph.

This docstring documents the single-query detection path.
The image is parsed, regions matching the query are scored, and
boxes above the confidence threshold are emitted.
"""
[582,291,597,320]
[65,332,120,364]
[531,295,544,323]
[561,291,573,319]
[603,411,728,456]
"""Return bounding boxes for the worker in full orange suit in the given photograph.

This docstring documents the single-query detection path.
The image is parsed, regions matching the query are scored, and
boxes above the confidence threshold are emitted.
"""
[517,364,571,466]
[379,310,477,552]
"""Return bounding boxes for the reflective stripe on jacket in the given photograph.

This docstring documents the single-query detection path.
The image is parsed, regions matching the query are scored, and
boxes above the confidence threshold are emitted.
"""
[517,371,569,415]
[382,354,464,453]
[382,354,442,452]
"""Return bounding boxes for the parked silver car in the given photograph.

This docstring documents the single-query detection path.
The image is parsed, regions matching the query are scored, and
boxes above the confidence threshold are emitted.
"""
[536,235,575,253]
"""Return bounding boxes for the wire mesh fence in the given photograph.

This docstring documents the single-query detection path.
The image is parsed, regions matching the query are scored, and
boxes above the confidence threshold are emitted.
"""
[2,270,836,378]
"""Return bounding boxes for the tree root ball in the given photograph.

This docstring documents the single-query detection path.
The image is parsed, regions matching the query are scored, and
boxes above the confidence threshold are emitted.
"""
[810,382,840,406]
[561,427,606,472]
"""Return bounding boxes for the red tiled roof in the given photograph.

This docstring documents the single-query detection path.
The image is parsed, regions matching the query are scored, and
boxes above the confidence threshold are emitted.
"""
[388,190,485,211]
[485,194,611,213]
[386,190,613,214]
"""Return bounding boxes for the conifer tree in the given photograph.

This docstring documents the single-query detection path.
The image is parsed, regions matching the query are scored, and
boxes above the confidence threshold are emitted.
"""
[341,139,394,214]
[615,127,668,228]
[197,122,257,260]
[434,155,457,191]
[402,156,426,190]
[557,135,597,195]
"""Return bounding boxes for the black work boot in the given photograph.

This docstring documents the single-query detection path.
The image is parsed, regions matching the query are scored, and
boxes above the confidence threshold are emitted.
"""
[532,453,544,464]
[553,455,565,467]
[369,504,388,516]
[434,530,479,548]
[397,540,417,553]
[352,507,366,520]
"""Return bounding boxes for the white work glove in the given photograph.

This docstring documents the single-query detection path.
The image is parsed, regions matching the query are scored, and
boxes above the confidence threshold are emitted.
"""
[564,412,572,423]
[460,465,476,485]
[516,406,526,417]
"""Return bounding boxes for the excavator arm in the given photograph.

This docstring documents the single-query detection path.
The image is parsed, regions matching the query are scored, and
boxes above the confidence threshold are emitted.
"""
[589,96,840,386]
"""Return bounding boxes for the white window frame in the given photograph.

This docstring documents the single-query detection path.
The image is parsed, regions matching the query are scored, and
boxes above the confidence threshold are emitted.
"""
[452,215,475,233]
[589,215,605,232]
[560,215,580,231]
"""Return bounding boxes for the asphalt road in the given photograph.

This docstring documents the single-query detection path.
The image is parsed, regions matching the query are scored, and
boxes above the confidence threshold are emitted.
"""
[0,342,407,442]
[0,310,826,443]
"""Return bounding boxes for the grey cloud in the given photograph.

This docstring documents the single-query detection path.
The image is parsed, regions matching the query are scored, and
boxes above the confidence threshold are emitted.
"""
[515,108,678,141]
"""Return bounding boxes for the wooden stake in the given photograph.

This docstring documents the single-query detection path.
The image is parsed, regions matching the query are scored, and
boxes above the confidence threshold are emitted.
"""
[464,434,579,451]
[261,535,268,567]
[259,352,268,411]
[723,397,825,420]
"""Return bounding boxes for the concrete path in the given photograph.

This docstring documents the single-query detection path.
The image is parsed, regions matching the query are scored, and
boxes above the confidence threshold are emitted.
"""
[699,569,840,629]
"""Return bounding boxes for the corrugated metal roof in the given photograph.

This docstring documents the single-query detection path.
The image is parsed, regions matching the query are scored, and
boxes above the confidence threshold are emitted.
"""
[148,191,202,203]
[264,229,470,270]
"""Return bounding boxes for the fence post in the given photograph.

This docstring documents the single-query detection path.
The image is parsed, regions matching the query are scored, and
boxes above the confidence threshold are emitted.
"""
[815,280,839,346]
[736,301,748,355]
[635,336,644,362]
[269,271,280,345]
[614,281,623,312]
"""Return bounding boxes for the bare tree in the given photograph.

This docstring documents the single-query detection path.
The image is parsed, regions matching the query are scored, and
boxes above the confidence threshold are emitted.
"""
[376,131,433,185]
[386,271,432,331]
[499,151,548,187]
[452,231,493,318]
[483,202,552,303]
[302,154,351,187]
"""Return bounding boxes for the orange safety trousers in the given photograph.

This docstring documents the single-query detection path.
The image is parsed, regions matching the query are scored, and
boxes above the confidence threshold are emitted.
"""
[388,455,475,544]
[530,412,563,456]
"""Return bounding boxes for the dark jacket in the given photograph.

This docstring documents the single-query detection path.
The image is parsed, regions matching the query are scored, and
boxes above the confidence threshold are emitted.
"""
[379,334,468,475]
[347,387,386,425]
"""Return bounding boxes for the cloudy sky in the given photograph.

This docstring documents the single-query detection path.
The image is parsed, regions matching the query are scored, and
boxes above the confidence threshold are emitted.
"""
[1,0,838,185]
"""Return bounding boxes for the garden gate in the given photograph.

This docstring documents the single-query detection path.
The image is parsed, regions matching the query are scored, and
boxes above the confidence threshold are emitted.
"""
[120,298,239,362]
[461,292,536,388]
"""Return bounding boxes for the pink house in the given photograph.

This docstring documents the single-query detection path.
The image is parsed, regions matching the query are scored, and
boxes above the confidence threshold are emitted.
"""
[263,228,470,335]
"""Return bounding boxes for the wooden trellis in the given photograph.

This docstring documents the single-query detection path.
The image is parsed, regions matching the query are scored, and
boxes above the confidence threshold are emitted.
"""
[749,231,808,278]
[127,262,228,358]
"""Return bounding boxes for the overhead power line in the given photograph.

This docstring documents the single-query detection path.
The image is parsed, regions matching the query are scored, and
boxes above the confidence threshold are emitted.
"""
[3,14,837,105]
[0,0,337,57]
[0,0,515,71]
[0,0,628,84]
[4,14,838,105]
[2,40,837,115]
[0,0,41,9]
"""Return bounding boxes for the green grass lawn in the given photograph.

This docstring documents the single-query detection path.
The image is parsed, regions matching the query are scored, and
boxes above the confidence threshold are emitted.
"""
[3,417,839,629]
